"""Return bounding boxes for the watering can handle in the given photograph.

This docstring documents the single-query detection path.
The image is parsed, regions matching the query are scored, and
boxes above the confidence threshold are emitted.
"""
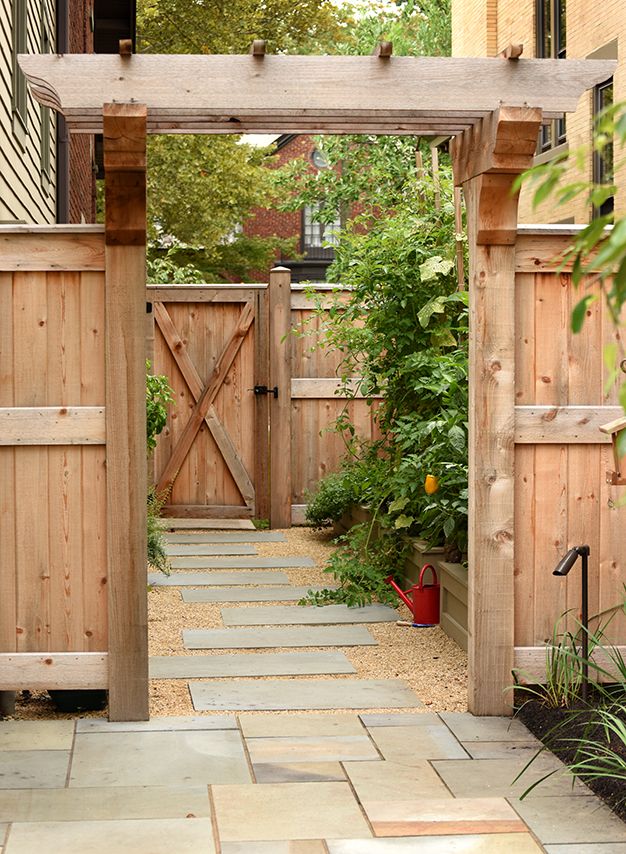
[418,563,438,589]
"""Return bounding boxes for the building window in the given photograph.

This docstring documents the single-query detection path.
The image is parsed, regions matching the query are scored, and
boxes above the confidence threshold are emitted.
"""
[12,0,28,129]
[302,205,340,259]
[592,78,614,219]
[536,0,566,150]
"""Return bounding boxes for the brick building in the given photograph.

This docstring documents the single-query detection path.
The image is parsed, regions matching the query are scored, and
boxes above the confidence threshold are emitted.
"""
[452,0,624,223]
[243,134,340,282]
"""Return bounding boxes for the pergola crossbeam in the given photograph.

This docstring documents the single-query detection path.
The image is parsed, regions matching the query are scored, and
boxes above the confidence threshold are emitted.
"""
[19,54,615,136]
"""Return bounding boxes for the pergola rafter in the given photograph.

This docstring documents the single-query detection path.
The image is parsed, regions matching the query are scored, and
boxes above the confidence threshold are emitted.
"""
[19,53,615,136]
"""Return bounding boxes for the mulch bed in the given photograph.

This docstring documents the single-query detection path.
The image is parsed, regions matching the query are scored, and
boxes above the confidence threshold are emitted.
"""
[516,689,626,822]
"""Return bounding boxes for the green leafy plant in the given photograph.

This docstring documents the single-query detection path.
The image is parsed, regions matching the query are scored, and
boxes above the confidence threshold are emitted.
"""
[302,522,409,607]
[146,361,174,452]
[147,487,170,575]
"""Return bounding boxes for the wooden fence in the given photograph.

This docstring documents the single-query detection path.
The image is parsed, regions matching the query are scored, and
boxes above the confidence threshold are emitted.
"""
[149,270,380,527]
[512,226,626,676]
[0,224,147,719]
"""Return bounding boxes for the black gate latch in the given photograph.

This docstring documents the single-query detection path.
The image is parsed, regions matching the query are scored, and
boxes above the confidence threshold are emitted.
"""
[254,385,279,399]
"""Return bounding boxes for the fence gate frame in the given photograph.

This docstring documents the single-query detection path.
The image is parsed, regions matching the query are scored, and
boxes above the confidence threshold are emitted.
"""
[13,50,617,718]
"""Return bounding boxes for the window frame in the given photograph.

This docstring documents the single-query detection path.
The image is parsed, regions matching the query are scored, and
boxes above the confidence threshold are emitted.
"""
[12,0,28,133]
[592,77,614,220]
[536,0,566,151]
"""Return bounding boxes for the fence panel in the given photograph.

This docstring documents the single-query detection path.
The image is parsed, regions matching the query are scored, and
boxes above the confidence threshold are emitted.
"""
[289,286,382,524]
[0,227,108,691]
[513,228,626,674]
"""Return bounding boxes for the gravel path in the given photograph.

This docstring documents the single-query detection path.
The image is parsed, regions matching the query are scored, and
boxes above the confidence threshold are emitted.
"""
[148,527,468,717]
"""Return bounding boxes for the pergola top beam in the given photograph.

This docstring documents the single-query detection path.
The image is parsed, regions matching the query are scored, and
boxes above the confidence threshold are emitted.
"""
[19,53,615,135]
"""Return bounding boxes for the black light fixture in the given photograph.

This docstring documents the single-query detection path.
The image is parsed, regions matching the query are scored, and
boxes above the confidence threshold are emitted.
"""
[553,545,590,702]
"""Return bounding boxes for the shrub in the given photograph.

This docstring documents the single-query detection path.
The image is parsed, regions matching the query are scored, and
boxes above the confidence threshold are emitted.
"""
[147,488,170,575]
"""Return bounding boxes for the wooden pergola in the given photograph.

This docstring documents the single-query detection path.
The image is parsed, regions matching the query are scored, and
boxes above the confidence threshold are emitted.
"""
[17,50,617,719]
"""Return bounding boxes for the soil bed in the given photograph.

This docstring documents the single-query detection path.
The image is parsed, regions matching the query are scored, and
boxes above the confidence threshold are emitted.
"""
[517,689,626,821]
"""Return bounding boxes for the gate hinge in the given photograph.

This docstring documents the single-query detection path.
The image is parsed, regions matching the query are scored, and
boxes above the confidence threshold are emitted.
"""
[254,385,278,398]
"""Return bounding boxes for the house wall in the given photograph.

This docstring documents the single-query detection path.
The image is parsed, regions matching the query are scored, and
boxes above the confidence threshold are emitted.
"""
[452,1,625,223]
[0,0,57,224]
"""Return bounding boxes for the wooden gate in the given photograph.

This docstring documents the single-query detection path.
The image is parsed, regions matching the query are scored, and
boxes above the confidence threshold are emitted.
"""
[149,284,267,519]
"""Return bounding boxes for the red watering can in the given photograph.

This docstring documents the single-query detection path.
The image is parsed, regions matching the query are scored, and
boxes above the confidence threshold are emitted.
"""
[386,564,440,626]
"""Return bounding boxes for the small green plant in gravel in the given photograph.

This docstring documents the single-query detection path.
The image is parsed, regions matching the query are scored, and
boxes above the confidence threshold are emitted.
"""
[147,487,170,576]
[146,364,174,574]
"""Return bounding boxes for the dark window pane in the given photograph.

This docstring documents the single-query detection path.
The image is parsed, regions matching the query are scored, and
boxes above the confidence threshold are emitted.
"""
[557,0,566,55]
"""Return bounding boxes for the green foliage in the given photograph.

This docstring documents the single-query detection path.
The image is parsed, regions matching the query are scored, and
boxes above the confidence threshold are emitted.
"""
[146,362,174,452]
[302,523,409,607]
[147,488,170,575]
[518,102,626,418]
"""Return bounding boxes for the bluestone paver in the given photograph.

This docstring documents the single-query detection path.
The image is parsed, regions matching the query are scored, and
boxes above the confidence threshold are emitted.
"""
[326,835,544,852]
[69,730,250,787]
[183,626,378,649]
[545,847,626,854]
[359,713,441,727]
[440,712,540,743]
[343,759,452,804]
[75,715,237,732]
[0,721,74,751]
[359,796,525,837]
[211,781,371,841]
[511,794,626,844]
[166,531,287,543]
[172,556,315,569]
[246,735,379,764]
[191,679,421,711]
[221,604,398,626]
[0,751,69,789]
[239,713,364,738]
[221,842,326,853]
[368,725,468,761]
[4,818,215,854]
[163,517,254,530]
[432,756,592,799]
[149,570,290,587]
[182,585,333,602]
[149,651,355,679]
[164,543,257,555]
[0,785,211,822]
[253,762,346,783]
[462,740,542,759]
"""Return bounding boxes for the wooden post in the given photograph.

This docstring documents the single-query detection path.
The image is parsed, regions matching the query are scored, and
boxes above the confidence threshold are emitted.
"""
[452,107,541,715]
[254,287,271,521]
[103,103,149,721]
[268,267,292,529]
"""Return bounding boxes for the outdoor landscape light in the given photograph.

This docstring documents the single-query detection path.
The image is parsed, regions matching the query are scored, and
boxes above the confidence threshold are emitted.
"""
[553,545,590,701]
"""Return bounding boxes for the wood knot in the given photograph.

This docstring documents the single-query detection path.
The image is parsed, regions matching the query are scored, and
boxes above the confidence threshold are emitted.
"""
[59,407,67,415]
[541,375,551,384]
[44,658,53,665]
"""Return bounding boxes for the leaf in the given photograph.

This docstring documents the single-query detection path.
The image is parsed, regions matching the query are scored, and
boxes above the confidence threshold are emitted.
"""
[388,496,409,513]
[616,427,626,460]
[419,256,455,283]
[394,514,414,529]
[448,424,466,453]
[417,295,447,327]
[571,295,597,334]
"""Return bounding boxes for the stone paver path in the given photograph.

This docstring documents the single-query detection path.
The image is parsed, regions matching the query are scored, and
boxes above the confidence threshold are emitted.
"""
[0,524,612,850]
[171,555,316,569]
[1,715,625,852]
[149,570,290,587]
[182,585,334,602]
[164,543,258,555]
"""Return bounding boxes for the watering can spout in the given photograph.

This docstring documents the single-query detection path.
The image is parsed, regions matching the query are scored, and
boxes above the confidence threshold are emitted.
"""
[385,575,413,611]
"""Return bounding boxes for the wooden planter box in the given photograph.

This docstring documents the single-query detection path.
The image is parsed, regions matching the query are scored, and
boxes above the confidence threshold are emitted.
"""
[435,560,468,652]
[332,504,469,650]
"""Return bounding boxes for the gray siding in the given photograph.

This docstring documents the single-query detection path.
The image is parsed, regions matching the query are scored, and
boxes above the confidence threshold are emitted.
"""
[0,0,56,224]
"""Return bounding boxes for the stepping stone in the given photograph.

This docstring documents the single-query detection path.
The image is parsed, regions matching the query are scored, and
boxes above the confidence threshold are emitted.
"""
[183,626,378,649]
[221,604,398,626]
[182,586,333,603]
[166,532,287,544]
[171,556,315,569]
[190,678,421,711]
[162,518,254,530]
[149,652,355,679]
[148,571,290,587]
[165,544,257,556]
